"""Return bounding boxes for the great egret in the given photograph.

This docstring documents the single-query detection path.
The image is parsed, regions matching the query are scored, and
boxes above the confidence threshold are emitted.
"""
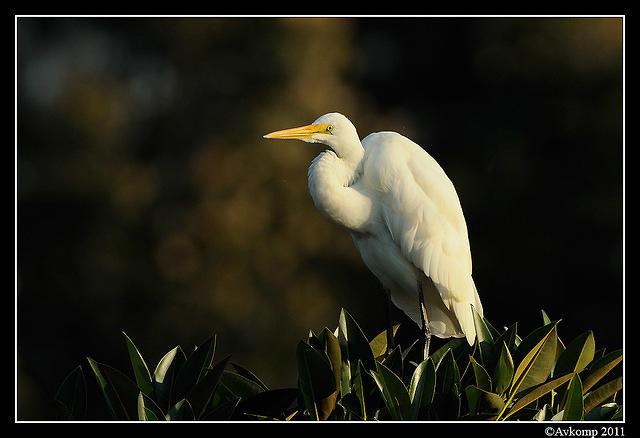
[264,112,483,359]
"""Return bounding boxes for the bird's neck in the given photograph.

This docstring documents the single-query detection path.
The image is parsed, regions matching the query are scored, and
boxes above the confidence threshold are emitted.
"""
[307,148,372,232]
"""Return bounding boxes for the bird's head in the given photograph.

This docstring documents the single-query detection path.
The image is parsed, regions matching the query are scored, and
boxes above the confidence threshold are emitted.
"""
[263,112,361,159]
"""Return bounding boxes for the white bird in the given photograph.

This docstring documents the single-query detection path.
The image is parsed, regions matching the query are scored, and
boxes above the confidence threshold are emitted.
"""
[264,112,483,358]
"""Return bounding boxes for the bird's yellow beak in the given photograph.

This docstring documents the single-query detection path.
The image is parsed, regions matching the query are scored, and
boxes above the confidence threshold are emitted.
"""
[263,124,331,140]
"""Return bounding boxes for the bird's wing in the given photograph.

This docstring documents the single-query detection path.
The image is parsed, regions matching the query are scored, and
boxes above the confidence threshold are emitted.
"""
[362,132,481,343]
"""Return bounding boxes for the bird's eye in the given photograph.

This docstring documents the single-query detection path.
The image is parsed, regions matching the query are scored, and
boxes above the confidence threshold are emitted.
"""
[326,125,334,133]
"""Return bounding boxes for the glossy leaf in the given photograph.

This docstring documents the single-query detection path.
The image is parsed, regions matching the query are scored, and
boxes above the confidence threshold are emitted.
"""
[231,363,269,392]
[496,323,558,420]
[436,348,461,394]
[351,360,367,420]
[541,309,552,325]
[231,388,298,420]
[555,331,595,377]
[472,305,496,369]
[338,309,376,372]
[153,346,186,412]
[168,399,195,421]
[123,331,154,397]
[137,391,164,421]
[54,365,87,420]
[583,376,623,413]
[296,341,337,420]
[511,323,558,395]
[371,361,412,420]
[381,344,403,380]
[220,369,265,400]
[408,357,436,419]
[432,349,461,420]
[204,397,241,420]
[513,320,560,367]
[319,327,342,392]
[582,350,622,394]
[189,355,231,419]
[172,335,216,402]
[87,357,139,420]
[369,324,400,359]
[551,336,566,377]
[465,385,504,416]
[584,403,620,421]
[504,372,575,420]
[562,374,584,420]
[493,341,514,395]
[493,323,518,353]
[469,356,492,392]
[430,338,467,370]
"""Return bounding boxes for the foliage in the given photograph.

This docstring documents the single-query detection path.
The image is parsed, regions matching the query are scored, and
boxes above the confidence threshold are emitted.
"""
[55,308,622,421]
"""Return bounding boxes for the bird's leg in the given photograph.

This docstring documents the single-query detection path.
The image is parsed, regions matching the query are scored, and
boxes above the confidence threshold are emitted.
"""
[417,280,431,361]
[384,289,395,355]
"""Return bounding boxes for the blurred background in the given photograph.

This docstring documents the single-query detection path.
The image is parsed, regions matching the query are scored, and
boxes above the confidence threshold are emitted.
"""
[17,17,623,420]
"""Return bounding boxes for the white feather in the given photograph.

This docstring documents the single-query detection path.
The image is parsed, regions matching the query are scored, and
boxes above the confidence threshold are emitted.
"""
[266,113,483,345]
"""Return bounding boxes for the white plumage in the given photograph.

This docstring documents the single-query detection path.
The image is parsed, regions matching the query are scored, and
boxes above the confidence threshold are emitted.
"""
[264,112,483,348]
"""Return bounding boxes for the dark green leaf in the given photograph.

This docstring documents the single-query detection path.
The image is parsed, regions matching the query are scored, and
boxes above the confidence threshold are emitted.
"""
[338,309,376,372]
[153,346,186,412]
[232,388,299,421]
[189,355,230,419]
[511,322,558,395]
[203,397,241,420]
[220,369,265,400]
[351,360,367,420]
[231,362,269,391]
[513,320,560,367]
[541,309,551,325]
[582,350,622,394]
[172,335,216,402]
[504,372,575,420]
[493,341,514,395]
[583,376,622,413]
[555,331,595,377]
[86,357,139,420]
[584,403,621,421]
[430,338,467,370]
[493,323,518,353]
[408,357,436,419]
[483,318,501,340]
[296,341,337,420]
[401,338,421,362]
[472,305,493,344]
[137,391,164,421]
[338,392,364,420]
[469,356,492,392]
[465,385,504,416]
[369,324,400,359]
[54,365,87,420]
[552,337,566,377]
[562,374,584,420]
[436,348,461,394]
[381,344,403,380]
[86,357,121,420]
[495,323,560,421]
[432,349,461,420]
[168,398,195,421]
[472,306,496,369]
[611,406,623,420]
[123,331,154,397]
[371,361,412,420]
[318,327,342,392]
